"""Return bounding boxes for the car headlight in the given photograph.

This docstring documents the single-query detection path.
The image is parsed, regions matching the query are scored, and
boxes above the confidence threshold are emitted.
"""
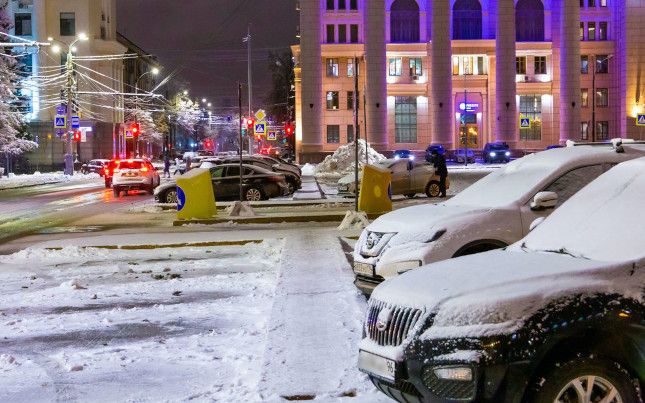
[433,366,473,381]
[489,152,496,157]
[360,231,395,257]
[505,151,511,157]
[394,155,400,160]
[409,155,415,160]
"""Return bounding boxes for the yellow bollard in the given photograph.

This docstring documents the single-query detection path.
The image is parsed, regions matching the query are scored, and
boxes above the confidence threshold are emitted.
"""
[358,164,393,214]
[176,168,216,220]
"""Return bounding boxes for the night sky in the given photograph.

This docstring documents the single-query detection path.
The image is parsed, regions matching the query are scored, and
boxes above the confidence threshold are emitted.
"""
[117,0,299,109]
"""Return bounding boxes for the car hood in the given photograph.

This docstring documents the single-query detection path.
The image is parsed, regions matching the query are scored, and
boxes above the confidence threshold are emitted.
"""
[371,250,641,339]
[367,203,491,243]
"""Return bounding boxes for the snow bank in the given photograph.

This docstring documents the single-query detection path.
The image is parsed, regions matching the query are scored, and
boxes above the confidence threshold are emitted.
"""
[315,140,386,179]
[338,210,370,231]
[300,163,316,176]
[0,172,100,189]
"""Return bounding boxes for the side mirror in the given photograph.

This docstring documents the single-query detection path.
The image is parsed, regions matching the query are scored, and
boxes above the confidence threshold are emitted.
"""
[530,191,558,211]
[529,217,545,232]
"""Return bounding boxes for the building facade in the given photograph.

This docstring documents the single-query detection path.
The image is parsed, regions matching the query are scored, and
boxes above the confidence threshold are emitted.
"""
[6,0,127,170]
[292,0,645,161]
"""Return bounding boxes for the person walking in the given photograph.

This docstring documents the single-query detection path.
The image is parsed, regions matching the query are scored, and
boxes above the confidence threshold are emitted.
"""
[163,154,171,178]
[432,149,448,198]
[174,157,181,175]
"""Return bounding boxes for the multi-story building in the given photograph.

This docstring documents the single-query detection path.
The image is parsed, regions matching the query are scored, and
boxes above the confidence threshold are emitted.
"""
[6,0,127,169]
[292,0,645,162]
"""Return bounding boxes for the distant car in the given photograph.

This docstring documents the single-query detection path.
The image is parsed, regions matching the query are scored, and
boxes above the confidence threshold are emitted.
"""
[111,159,160,197]
[252,154,302,177]
[206,155,301,194]
[337,158,449,198]
[483,142,511,163]
[393,149,414,160]
[424,144,446,162]
[81,159,110,176]
[546,144,564,150]
[358,156,645,403]
[453,148,475,163]
[103,159,118,188]
[154,164,289,203]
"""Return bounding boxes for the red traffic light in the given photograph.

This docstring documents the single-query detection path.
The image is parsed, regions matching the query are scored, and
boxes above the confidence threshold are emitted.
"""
[204,140,212,149]
[73,130,81,142]
[285,123,293,135]
[131,123,140,136]
[246,118,254,130]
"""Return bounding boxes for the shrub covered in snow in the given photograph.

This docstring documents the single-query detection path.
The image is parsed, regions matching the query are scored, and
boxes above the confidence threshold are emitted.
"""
[315,140,386,179]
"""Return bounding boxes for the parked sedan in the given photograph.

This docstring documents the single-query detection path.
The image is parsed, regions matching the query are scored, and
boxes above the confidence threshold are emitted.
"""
[337,159,448,198]
[81,159,110,176]
[393,149,414,160]
[358,156,645,403]
[452,148,475,163]
[154,164,289,203]
[218,156,301,194]
[424,144,446,162]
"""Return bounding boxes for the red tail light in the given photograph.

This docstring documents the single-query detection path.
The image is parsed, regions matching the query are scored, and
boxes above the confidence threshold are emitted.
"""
[113,169,120,173]
[140,166,149,172]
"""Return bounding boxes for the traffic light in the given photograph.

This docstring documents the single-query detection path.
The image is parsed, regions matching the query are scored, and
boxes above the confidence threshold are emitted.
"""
[246,118,254,132]
[72,130,81,142]
[204,139,212,149]
[131,123,140,136]
[285,123,293,136]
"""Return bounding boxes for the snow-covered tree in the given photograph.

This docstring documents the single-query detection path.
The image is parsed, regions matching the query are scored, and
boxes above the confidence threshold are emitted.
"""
[127,108,162,144]
[0,1,37,157]
[173,98,201,132]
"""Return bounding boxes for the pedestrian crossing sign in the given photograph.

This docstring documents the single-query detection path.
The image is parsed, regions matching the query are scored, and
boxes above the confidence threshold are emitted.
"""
[54,115,67,129]
[637,114,645,126]
[267,131,276,141]
[520,118,531,128]
[254,121,266,135]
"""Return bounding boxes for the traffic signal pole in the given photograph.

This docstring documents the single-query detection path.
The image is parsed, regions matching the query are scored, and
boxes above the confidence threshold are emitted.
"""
[64,49,75,176]
[238,82,244,202]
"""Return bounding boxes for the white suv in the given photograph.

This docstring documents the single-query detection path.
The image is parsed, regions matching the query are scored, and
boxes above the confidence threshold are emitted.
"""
[111,159,160,197]
[353,143,645,295]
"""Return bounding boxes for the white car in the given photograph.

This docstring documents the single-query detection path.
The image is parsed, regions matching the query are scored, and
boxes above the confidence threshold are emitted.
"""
[352,142,645,294]
[111,159,160,197]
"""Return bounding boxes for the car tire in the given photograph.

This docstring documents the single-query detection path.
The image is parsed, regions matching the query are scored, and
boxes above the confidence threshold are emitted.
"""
[113,187,120,198]
[244,187,263,201]
[425,181,441,198]
[287,180,296,195]
[530,357,641,403]
[146,185,154,195]
[164,188,179,204]
[405,193,416,199]
[105,179,112,188]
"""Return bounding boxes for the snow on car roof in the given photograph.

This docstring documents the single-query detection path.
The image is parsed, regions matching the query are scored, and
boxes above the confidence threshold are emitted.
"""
[511,156,645,262]
[447,144,645,207]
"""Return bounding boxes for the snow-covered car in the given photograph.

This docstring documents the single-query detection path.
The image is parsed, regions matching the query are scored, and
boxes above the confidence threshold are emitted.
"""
[337,159,448,198]
[112,159,161,197]
[352,143,645,295]
[358,156,645,403]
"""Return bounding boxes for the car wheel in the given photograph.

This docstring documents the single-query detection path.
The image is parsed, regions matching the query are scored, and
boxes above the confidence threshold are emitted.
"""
[531,357,640,403]
[164,189,179,204]
[425,181,441,198]
[146,185,154,195]
[245,187,263,201]
[105,179,111,188]
[287,180,296,195]
[113,187,120,198]
[405,193,416,199]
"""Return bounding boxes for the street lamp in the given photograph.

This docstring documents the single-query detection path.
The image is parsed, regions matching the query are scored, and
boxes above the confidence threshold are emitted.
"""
[48,33,89,175]
[591,54,613,142]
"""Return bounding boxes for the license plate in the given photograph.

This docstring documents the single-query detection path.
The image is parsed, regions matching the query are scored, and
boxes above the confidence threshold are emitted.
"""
[354,262,374,276]
[358,350,396,381]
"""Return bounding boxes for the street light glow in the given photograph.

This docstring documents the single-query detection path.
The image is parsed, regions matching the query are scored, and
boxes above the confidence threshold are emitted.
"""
[202,98,207,103]
[47,36,54,42]
[207,103,212,107]
[51,44,61,54]
[183,90,188,95]
[151,67,160,75]
[78,32,89,41]
[70,46,78,53]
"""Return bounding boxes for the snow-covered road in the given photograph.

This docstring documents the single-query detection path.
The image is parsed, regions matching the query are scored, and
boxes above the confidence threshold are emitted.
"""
[0,231,387,402]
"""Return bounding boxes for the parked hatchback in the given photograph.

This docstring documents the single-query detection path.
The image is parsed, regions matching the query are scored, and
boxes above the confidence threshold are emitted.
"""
[154,164,288,203]
[483,142,511,163]
[453,149,475,163]
[352,143,645,295]
[112,159,160,197]
[358,156,645,403]
[81,159,110,176]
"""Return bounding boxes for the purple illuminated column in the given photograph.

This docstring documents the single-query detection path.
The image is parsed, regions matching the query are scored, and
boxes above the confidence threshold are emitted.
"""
[495,0,517,145]
[559,1,581,142]
[300,0,322,154]
[364,0,388,149]
[431,0,453,147]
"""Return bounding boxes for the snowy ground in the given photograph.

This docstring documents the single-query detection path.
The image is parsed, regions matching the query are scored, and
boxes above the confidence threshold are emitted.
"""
[0,230,387,403]
[0,172,101,190]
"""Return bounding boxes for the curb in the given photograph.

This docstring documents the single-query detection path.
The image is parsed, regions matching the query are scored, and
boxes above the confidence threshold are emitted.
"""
[45,239,263,251]
[173,211,383,226]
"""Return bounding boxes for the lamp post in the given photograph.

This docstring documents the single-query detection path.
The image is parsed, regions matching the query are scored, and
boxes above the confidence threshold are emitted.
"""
[134,67,159,156]
[49,33,88,175]
[591,54,613,142]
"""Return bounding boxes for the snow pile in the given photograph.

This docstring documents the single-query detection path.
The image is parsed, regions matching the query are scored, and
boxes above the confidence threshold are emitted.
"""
[0,172,100,189]
[300,163,316,176]
[0,355,20,370]
[315,140,386,179]
[59,279,87,290]
[226,201,257,217]
[338,210,370,230]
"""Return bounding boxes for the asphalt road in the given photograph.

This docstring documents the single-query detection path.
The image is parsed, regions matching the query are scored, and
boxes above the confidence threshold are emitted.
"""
[0,179,157,247]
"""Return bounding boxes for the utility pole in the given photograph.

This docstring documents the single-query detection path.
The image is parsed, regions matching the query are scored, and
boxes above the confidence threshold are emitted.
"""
[463,72,468,167]
[238,82,244,202]
[244,25,253,155]
[353,56,359,212]
[64,48,75,175]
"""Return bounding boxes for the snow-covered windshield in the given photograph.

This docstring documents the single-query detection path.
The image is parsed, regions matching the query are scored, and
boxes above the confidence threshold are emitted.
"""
[515,157,645,262]
[447,157,554,207]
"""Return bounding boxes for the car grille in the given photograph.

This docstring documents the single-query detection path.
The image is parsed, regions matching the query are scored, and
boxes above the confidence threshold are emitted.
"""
[366,300,424,346]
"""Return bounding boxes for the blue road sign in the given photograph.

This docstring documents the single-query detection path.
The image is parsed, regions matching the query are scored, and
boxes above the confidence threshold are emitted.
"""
[520,118,531,128]
[71,116,80,129]
[637,114,645,127]
[54,115,67,129]
[254,122,266,134]
[177,186,186,211]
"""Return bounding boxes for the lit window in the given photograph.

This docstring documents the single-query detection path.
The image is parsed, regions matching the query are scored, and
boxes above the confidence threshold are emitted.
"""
[600,0,607,6]
[452,56,460,75]
[580,22,584,40]
[581,89,589,107]
[581,122,589,140]
[516,57,527,75]
[463,56,474,75]
[388,58,402,76]
[598,22,607,40]
[326,58,339,77]
[587,22,596,41]
[534,56,547,75]
[326,92,339,110]
[595,55,609,73]
[581,55,589,74]
[596,121,609,140]
[596,88,608,107]
[409,58,422,76]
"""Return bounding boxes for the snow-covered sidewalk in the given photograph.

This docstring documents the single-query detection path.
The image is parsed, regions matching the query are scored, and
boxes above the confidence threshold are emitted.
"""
[0,172,100,190]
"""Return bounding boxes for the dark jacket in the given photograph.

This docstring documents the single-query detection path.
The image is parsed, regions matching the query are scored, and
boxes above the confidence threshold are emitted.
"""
[433,154,448,176]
